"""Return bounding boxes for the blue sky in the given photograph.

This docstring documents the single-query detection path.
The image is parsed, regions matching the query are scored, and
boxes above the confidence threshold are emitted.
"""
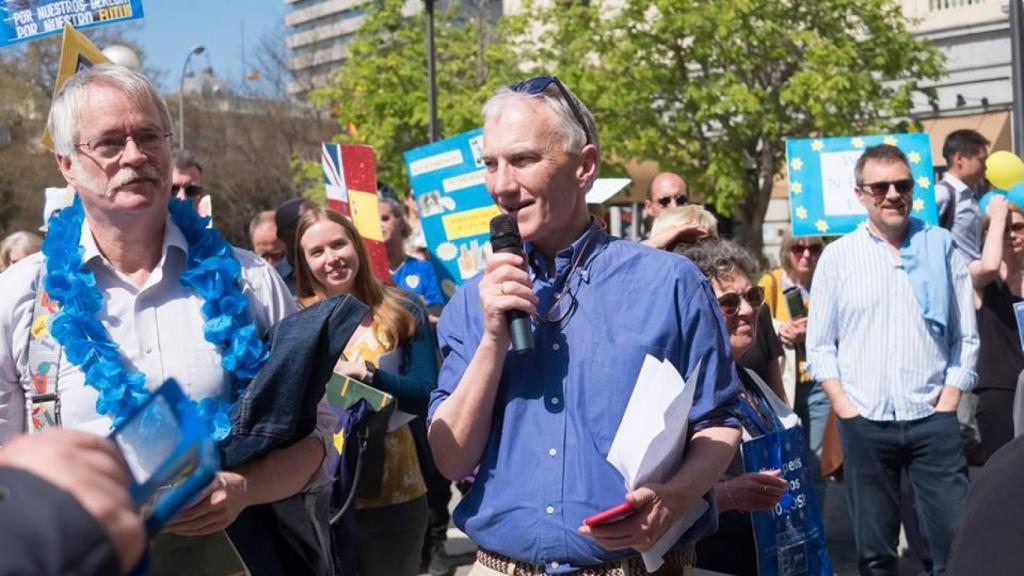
[132,0,286,92]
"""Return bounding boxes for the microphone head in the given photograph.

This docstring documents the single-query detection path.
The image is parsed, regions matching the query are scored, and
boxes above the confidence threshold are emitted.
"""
[490,213,523,252]
[490,213,520,239]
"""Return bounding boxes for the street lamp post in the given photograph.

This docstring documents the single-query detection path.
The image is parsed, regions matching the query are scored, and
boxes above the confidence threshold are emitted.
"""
[178,44,205,151]
[425,0,438,142]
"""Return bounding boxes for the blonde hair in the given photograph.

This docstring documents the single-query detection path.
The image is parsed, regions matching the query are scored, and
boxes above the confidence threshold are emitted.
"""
[779,231,824,279]
[295,206,415,350]
[0,231,42,269]
[650,205,719,239]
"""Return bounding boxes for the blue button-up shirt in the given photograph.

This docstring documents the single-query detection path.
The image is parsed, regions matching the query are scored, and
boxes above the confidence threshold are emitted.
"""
[429,221,741,573]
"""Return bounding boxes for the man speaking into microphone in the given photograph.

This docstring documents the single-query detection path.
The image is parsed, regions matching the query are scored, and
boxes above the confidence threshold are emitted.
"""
[428,76,742,576]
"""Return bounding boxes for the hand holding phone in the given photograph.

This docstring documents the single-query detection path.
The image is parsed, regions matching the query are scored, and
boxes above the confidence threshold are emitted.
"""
[783,286,807,319]
[583,501,636,527]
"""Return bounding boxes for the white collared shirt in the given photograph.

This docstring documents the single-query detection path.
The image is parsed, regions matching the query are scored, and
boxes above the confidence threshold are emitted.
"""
[0,216,298,441]
[806,224,979,421]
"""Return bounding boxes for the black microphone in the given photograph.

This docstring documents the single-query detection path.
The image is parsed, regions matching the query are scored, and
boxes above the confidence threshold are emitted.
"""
[489,214,535,355]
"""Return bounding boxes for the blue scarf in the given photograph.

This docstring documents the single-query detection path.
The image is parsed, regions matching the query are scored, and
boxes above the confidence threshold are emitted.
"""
[898,218,953,336]
[42,196,270,439]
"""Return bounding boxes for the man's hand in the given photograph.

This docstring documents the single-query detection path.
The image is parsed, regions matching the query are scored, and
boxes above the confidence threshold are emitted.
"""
[934,385,962,413]
[643,223,707,250]
[0,430,145,574]
[778,317,808,345]
[165,471,249,536]
[577,482,702,552]
[821,379,859,419]
[713,471,788,513]
[478,252,538,346]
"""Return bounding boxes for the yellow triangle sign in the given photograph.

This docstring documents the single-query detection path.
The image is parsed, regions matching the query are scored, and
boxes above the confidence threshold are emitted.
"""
[42,24,111,150]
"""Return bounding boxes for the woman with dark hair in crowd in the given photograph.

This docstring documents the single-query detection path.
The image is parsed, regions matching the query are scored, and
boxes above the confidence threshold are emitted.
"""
[295,205,437,576]
[676,239,790,576]
[969,194,1024,457]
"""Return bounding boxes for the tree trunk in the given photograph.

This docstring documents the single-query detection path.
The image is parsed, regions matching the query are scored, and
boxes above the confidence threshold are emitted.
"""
[740,142,778,265]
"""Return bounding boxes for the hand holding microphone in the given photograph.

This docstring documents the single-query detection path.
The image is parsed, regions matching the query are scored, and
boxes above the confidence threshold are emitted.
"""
[480,214,537,354]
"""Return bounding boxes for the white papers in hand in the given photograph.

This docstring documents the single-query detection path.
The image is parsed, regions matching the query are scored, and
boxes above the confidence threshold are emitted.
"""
[606,355,706,572]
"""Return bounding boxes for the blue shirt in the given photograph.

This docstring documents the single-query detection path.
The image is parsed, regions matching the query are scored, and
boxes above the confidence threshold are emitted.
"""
[429,221,741,573]
[393,256,446,307]
[806,223,979,421]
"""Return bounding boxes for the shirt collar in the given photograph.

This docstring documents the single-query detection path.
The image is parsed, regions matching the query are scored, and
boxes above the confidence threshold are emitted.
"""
[943,172,970,194]
[80,213,188,267]
[524,218,608,282]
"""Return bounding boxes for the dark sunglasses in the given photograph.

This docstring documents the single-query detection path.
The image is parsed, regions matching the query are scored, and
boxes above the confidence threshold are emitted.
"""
[172,184,204,198]
[1011,222,1024,233]
[656,194,688,208]
[717,286,765,316]
[858,179,914,198]
[789,244,823,256]
[510,75,594,146]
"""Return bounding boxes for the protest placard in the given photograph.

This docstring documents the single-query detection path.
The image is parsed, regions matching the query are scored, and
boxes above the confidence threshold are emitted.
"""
[322,143,392,284]
[403,128,500,298]
[786,133,938,237]
[1,0,144,47]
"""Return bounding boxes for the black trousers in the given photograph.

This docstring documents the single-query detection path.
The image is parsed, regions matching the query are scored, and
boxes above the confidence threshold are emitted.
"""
[975,388,1016,459]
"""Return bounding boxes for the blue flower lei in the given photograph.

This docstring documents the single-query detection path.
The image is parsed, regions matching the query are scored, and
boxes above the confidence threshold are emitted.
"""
[42,196,269,440]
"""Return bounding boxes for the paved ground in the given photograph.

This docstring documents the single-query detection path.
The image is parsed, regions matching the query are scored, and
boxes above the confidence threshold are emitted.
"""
[421,479,927,576]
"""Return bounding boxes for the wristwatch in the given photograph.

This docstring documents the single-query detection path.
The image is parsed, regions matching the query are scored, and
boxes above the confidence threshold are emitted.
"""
[363,360,378,385]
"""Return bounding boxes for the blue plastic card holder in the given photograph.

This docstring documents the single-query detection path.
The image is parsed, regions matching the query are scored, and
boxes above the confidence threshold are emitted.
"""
[109,379,220,535]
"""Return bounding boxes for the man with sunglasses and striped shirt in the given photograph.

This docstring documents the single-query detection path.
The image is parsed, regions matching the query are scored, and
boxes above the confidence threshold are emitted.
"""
[807,144,979,576]
[428,76,742,576]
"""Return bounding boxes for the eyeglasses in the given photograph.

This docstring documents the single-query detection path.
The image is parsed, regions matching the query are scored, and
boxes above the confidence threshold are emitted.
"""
[172,184,204,197]
[717,286,765,316]
[510,75,594,146]
[789,244,823,257]
[1011,222,1024,233]
[74,129,172,160]
[656,194,688,208]
[858,179,914,198]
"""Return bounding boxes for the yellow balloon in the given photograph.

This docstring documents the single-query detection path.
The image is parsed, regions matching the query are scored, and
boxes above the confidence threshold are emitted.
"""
[986,151,1024,190]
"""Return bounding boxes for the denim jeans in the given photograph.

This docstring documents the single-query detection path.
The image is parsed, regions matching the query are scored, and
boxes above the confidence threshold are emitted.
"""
[794,381,831,507]
[838,412,968,576]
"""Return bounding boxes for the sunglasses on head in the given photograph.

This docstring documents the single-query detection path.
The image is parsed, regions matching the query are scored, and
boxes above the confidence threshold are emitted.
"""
[858,179,914,198]
[717,286,765,316]
[789,244,823,256]
[509,75,594,146]
[656,194,688,208]
[172,184,204,198]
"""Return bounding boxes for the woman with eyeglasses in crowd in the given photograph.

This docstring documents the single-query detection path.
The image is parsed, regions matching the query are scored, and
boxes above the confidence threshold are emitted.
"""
[759,232,831,501]
[675,239,790,576]
[967,194,1024,458]
[294,205,438,576]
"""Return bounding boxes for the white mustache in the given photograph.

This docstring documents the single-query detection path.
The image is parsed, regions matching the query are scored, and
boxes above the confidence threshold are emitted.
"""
[107,166,162,191]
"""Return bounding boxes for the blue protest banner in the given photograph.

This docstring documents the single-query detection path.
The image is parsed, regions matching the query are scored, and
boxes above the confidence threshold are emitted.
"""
[1,0,144,47]
[786,133,937,237]
[403,128,500,299]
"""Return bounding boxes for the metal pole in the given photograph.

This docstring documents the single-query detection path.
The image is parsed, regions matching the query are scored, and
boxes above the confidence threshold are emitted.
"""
[426,0,439,142]
[1011,0,1024,154]
[178,45,205,150]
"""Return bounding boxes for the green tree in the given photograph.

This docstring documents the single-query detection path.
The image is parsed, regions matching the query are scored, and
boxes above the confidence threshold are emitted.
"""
[521,0,944,254]
[303,0,522,195]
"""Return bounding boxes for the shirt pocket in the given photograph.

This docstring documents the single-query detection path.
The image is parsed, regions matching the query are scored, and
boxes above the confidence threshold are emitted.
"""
[577,343,670,453]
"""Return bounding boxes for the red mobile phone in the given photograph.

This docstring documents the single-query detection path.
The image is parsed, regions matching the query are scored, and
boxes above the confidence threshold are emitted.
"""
[583,501,636,527]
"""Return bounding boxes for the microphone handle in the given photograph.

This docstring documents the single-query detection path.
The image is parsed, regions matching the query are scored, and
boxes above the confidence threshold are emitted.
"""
[492,245,535,355]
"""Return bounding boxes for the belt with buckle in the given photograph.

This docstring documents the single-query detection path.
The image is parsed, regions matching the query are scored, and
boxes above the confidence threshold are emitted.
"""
[475,546,694,576]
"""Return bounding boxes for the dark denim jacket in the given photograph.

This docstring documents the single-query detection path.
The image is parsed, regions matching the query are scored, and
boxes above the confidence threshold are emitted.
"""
[220,293,367,470]
[223,293,367,576]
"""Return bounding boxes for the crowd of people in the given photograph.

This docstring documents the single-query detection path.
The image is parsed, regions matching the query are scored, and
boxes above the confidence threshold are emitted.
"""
[0,61,1018,576]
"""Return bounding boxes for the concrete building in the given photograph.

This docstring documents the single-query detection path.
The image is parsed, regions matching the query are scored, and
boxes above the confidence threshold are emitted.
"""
[283,0,502,96]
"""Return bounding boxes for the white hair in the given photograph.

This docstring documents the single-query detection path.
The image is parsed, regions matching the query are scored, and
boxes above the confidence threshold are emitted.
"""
[0,231,42,269]
[47,63,173,157]
[482,80,601,156]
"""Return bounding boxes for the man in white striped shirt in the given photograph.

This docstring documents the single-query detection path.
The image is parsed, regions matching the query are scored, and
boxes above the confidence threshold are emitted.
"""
[807,144,978,576]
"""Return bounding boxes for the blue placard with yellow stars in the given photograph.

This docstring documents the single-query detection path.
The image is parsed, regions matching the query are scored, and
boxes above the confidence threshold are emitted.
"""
[786,133,938,237]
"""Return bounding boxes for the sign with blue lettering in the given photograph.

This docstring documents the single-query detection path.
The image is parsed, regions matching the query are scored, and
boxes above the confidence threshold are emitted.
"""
[1,0,144,47]
[403,128,500,299]
[786,133,937,237]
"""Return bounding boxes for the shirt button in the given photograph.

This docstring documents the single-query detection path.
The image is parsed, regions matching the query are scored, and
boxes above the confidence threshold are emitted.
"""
[548,448,557,457]
[546,505,555,514]
[550,397,560,405]
[552,343,560,351]
[144,346,153,354]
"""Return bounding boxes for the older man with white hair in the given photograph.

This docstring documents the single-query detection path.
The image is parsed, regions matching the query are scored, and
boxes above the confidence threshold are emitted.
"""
[0,64,328,572]
[428,76,741,576]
